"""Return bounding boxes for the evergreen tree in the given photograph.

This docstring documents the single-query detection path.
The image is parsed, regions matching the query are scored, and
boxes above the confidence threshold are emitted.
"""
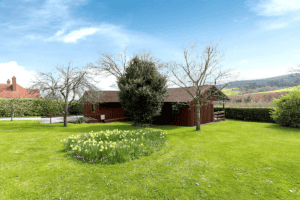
[117,56,170,127]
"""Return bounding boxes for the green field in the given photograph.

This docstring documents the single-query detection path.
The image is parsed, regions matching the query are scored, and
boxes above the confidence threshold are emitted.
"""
[0,119,299,199]
[219,85,300,97]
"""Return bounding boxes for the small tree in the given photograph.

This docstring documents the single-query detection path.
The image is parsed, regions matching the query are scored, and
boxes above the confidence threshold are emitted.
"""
[159,41,242,131]
[117,56,170,127]
[27,61,105,127]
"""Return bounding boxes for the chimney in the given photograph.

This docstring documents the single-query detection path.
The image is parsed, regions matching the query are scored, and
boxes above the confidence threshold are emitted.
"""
[12,76,17,91]
[7,79,10,84]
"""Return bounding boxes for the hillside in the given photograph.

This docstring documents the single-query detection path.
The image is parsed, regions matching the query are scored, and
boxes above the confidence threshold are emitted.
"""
[215,73,300,97]
[215,73,300,91]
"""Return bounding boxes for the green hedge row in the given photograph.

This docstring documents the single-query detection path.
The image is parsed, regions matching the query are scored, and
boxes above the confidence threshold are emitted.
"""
[0,98,84,117]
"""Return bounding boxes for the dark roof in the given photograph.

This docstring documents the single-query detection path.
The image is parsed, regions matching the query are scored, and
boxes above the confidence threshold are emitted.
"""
[82,85,230,103]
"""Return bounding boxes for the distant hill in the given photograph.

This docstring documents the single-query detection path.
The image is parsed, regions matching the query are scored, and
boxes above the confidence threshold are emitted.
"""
[215,73,300,90]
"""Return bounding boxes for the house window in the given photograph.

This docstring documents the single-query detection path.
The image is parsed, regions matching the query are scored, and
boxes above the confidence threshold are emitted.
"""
[172,104,181,115]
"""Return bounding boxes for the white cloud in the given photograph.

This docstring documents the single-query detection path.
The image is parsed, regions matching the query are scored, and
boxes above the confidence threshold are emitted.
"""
[237,62,300,81]
[248,0,300,30]
[0,61,40,89]
[0,61,122,101]
[63,28,99,43]
[29,0,87,21]
[260,20,289,30]
[45,23,132,46]
[253,0,300,17]
[241,60,247,63]
[54,29,66,37]
[44,27,100,43]
[3,0,88,32]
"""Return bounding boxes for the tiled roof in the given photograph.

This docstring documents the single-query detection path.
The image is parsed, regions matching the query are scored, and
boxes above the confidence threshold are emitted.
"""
[82,85,230,103]
[0,83,41,99]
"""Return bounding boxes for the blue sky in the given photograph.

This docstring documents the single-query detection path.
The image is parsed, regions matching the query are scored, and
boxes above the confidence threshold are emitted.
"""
[1,0,300,102]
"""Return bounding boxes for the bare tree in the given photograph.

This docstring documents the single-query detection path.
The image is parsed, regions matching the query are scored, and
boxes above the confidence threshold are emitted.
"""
[86,46,172,90]
[160,41,243,131]
[286,59,300,75]
[27,61,105,127]
[286,60,300,88]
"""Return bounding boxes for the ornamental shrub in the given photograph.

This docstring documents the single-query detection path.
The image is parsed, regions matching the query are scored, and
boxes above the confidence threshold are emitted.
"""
[269,87,300,128]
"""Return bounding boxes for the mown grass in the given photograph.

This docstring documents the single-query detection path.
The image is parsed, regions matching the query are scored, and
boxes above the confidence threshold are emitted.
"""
[0,118,299,199]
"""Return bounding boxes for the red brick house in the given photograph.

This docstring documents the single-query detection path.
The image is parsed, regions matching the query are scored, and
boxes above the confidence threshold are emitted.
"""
[0,76,41,99]
[82,85,230,127]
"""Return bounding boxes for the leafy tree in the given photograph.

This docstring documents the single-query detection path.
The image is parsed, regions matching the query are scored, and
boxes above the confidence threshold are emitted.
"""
[117,56,170,127]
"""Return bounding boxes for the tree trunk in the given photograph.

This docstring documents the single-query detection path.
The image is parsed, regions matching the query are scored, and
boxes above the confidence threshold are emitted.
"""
[196,100,201,131]
[11,110,14,121]
[63,105,68,127]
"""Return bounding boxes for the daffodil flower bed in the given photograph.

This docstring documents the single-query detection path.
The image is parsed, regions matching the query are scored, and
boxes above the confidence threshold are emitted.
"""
[61,128,168,164]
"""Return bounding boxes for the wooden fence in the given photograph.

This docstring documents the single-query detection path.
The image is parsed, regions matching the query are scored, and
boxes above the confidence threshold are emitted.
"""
[213,104,225,122]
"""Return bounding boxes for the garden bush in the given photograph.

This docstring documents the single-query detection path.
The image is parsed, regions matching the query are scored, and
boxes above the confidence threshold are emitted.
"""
[269,88,300,128]
[68,102,84,115]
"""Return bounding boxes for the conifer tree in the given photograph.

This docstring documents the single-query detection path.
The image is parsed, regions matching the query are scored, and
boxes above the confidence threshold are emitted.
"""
[117,56,170,127]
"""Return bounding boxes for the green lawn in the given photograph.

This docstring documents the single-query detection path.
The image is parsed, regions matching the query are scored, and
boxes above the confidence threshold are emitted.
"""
[0,119,299,199]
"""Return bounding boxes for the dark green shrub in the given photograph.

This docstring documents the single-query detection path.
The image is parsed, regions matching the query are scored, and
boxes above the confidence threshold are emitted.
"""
[117,55,169,126]
[68,102,84,115]
[269,87,300,128]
